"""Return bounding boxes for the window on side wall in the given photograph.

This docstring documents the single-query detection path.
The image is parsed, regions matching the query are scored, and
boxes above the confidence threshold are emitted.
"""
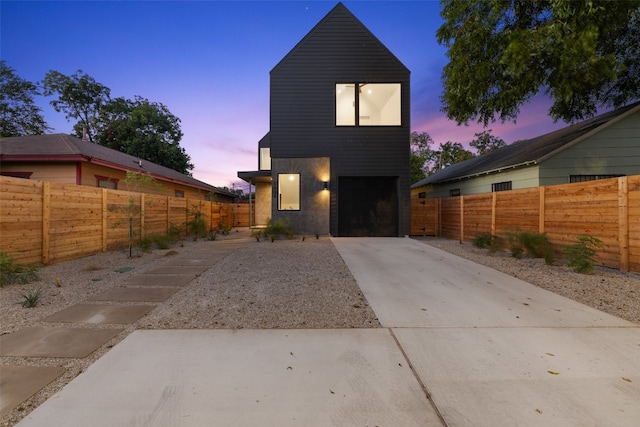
[336,83,401,126]
[175,190,184,198]
[96,176,118,189]
[569,174,624,183]
[278,174,300,211]
[260,148,271,170]
[491,181,512,192]
[449,189,461,197]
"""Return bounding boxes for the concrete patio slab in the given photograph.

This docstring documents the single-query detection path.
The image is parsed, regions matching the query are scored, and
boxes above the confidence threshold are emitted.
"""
[121,274,195,287]
[90,286,180,302]
[393,327,640,427]
[15,329,443,427]
[41,304,156,324]
[332,237,633,328]
[144,265,209,275]
[0,366,65,418]
[0,327,121,358]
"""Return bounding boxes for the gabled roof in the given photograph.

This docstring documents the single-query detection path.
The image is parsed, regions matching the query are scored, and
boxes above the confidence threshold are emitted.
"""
[412,101,640,188]
[271,2,409,75]
[0,133,234,197]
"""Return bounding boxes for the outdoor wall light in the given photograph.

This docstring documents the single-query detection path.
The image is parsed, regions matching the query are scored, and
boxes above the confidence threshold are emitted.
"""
[322,181,329,190]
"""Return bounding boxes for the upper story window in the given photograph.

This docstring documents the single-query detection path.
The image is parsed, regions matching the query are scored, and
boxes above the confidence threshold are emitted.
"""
[260,147,271,171]
[336,83,401,126]
[175,190,185,198]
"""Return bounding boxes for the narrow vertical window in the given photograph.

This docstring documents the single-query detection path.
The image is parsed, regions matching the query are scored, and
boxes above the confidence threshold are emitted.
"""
[278,173,300,210]
[260,147,271,170]
[336,84,355,125]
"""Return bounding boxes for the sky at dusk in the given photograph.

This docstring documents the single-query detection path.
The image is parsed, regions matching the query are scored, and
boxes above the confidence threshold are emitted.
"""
[2,0,565,189]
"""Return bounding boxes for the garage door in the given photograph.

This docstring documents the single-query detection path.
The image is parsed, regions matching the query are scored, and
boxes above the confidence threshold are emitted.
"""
[338,176,398,236]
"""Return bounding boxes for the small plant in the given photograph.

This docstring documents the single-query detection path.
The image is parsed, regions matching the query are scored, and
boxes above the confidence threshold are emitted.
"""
[472,232,493,249]
[518,231,555,265]
[18,287,43,308]
[564,231,603,274]
[251,229,263,241]
[216,219,232,235]
[263,219,295,241]
[472,232,504,253]
[504,230,525,258]
[187,203,208,240]
[0,252,39,287]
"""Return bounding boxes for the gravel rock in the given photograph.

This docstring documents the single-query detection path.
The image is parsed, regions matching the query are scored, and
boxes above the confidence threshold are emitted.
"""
[417,236,640,325]
[2,233,638,426]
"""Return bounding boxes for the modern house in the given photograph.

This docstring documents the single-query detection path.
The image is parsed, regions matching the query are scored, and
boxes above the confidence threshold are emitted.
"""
[0,134,236,202]
[412,101,640,198]
[238,2,411,236]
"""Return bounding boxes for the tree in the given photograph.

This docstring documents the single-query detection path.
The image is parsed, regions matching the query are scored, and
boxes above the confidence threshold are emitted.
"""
[96,96,193,175]
[0,61,49,136]
[469,129,507,155]
[433,141,474,170]
[410,131,436,183]
[437,0,640,124]
[42,69,111,141]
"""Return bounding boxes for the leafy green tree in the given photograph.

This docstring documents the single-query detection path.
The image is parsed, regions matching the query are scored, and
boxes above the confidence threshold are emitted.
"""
[437,0,640,124]
[96,96,193,175]
[433,141,474,170]
[469,129,507,155]
[0,61,49,136]
[410,131,436,183]
[42,69,111,141]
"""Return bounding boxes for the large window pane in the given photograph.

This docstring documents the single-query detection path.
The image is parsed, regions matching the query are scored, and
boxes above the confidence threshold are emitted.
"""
[336,84,355,125]
[278,173,300,210]
[359,83,401,126]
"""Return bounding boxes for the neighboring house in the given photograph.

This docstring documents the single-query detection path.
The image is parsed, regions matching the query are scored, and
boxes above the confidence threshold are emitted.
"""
[238,3,410,236]
[412,101,640,198]
[0,134,236,202]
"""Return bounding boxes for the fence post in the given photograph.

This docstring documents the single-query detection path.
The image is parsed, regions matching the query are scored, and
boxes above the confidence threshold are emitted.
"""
[42,182,50,265]
[140,193,145,240]
[459,195,464,243]
[539,186,546,234]
[102,188,108,252]
[491,192,497,235]
[618,177,629,272]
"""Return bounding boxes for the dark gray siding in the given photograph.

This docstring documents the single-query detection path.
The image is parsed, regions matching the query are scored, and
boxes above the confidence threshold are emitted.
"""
[269,4,410,236]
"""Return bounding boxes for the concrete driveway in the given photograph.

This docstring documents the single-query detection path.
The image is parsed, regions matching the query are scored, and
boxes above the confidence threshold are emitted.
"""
[333,237,640,426]
[15,237,640,426]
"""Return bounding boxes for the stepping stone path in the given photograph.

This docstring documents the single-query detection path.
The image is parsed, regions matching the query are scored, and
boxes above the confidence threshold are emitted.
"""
[0,235,251,418]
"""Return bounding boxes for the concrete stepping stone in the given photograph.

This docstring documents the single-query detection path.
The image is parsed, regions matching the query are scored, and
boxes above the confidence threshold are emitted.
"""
[0,327,121,358]
[42,304,156,324]
[121,274,195,287]
[90,287,180,302]
[162,257,219,266]
[0,366,65,417]
[144,265,209,275]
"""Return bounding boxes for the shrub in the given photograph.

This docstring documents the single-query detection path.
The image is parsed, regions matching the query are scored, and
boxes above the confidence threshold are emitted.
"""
[504,230,525,259]
[518,231,555,265]
[472,232,493,249]
[263,219,294,240]
[0,252,39,287]
[564,232,603,274]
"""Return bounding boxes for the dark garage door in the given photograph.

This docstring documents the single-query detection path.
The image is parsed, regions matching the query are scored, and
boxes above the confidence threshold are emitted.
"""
[338,176,398,236]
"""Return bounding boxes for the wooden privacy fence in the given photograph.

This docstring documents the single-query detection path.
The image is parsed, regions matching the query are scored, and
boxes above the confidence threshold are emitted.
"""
[411,175,640,273]
[0,176,250,265]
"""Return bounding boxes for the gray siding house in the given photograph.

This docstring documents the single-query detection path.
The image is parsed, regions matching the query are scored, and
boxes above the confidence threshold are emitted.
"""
[239,3,410,236]
[412,102,640,198]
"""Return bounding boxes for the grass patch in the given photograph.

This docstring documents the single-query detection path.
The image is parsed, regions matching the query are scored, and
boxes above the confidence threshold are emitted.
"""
[18,287,43,308]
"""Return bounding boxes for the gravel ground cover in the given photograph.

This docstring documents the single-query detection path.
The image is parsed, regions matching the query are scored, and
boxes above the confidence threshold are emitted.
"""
[416,236,640,325]
[2,233,638,425]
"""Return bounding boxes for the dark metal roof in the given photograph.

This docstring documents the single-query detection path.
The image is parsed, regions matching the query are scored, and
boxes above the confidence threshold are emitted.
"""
[412,102,640,188]
[0,133,235,197]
